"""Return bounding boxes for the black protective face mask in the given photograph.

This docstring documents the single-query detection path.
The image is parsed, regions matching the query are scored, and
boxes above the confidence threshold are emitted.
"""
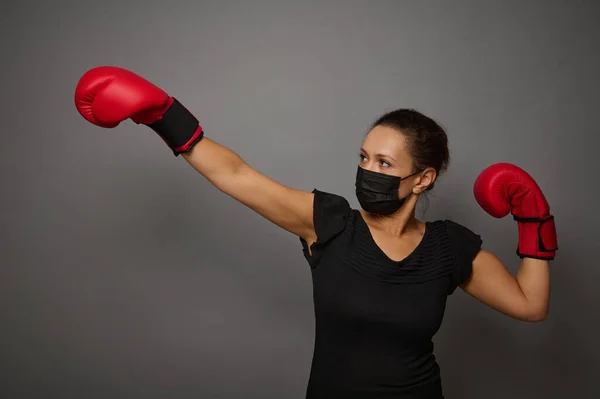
[355,166,421,215]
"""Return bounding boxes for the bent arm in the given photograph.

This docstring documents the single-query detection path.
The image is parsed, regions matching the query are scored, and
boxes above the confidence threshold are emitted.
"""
[461,250,550,322]
[182,137,317,242]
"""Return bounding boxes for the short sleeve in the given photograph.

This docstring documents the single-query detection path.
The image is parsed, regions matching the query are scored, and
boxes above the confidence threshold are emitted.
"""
[300,189,351,268]
[446,220,483,294]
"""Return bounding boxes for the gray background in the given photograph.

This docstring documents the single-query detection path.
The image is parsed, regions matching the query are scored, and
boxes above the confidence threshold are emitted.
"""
[1,1,599,398]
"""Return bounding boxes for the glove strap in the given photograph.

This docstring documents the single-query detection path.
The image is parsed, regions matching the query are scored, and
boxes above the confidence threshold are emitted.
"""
[146,98,204,156]
[513,214,558,260]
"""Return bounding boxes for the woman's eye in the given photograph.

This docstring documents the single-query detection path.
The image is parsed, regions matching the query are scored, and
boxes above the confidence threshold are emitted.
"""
[379,160,390,167]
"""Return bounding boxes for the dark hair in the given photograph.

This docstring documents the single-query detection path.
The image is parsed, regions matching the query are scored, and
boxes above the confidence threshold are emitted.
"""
[371,109,450,191]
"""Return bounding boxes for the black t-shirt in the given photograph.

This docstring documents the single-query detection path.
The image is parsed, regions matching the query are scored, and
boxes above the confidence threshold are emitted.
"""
[299,190,482,399]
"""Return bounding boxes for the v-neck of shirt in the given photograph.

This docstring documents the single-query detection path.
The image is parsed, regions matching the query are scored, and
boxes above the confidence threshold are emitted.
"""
[355,210,430,265]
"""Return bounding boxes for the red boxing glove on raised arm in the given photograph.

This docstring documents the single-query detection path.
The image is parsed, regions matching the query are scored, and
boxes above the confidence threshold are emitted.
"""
[74,66,203,155]
[473,163,558,260]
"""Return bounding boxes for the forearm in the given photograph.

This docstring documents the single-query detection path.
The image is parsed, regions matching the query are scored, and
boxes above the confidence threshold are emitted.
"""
[181,136,316,239]
[182,137,246,188]
[515,257,551,320]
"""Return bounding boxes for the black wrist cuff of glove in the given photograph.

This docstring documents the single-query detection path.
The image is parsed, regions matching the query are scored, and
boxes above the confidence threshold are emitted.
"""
[146,98,204,156]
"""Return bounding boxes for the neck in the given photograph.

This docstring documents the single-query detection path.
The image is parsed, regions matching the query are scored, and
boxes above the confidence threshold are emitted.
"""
[361,195,421,237]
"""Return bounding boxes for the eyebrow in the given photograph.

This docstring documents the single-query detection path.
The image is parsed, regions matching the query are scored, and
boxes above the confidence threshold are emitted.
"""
[360,148,397,162]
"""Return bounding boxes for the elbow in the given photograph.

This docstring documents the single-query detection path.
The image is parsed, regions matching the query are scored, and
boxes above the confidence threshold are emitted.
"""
[522,307,549,322]
[525,313,548,323]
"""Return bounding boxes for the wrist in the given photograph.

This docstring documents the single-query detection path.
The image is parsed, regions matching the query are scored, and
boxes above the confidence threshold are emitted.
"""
[146,98,204,156]
[516,215,558,260]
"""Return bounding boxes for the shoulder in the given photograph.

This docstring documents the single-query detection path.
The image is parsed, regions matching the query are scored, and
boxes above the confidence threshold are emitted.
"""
[425,219,481,243]
[447,220,482,246]
[311,189,353,215]
[301,190,355,267]
[310,189,355,236]
[431,220,483,293]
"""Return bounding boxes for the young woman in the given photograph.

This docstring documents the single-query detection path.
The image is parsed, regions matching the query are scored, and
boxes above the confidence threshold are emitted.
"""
[75,66,557,399]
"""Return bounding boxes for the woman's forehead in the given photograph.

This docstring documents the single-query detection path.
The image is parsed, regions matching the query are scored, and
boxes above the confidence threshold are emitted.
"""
[363,126,410,157]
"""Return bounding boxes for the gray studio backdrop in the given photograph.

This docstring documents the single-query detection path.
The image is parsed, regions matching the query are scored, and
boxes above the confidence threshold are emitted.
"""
[1,1,598,398]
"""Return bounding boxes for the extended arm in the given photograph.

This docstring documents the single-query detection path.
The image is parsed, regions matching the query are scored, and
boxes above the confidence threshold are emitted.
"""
[181,138,316,241]
[74,66,317,244]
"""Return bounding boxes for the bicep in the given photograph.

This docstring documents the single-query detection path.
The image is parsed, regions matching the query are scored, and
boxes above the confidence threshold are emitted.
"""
[460,249,532,321]
[216,163,316,241]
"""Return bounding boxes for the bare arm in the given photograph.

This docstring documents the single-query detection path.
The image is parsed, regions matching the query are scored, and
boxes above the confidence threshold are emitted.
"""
[460,250,550,322]
[181,138,317,243]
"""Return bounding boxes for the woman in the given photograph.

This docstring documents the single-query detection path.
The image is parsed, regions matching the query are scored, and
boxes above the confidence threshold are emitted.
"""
[75,66,557,398]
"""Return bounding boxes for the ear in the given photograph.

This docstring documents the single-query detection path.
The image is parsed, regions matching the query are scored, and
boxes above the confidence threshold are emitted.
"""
[413,167,437,193]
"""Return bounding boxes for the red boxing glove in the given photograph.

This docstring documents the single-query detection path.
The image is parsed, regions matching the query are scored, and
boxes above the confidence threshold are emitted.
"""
[74,66,203,155]
[473,163,558,260]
